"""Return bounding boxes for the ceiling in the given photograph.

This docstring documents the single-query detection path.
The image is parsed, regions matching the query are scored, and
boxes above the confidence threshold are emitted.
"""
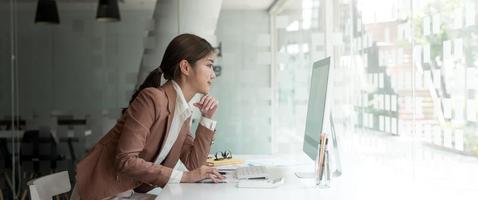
[1,0,277,10]
[0,0,149,3]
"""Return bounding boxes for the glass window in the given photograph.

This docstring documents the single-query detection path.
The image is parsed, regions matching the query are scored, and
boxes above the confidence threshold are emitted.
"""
[271,0,478,197]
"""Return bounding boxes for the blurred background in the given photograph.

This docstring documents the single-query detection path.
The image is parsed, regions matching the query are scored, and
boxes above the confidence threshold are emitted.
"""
[1,0,478,199]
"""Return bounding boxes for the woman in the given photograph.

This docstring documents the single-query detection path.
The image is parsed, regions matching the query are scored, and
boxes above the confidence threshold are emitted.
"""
[71,33,225,199]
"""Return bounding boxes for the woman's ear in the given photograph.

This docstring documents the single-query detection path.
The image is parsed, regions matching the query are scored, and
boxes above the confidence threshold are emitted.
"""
[179,60,191,76]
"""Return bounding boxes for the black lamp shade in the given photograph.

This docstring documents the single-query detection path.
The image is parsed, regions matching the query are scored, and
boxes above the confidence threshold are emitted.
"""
[34,0,60,24]
[96,0,121,22]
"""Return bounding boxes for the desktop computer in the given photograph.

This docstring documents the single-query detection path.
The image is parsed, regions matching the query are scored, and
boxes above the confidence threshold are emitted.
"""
[296,57,342,179]
[229,57,342,182]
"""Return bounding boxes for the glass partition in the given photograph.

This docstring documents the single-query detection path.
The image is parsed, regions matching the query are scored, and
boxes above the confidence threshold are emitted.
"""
[1,1,18,199]
[271,0,478,197]
[0,1,155,199]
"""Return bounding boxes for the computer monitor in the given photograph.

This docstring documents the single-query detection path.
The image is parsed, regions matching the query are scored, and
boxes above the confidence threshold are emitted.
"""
[297,57,342,178]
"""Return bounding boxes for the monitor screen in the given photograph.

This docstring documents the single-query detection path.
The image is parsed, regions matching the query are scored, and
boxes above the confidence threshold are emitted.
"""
[303,57,330,160]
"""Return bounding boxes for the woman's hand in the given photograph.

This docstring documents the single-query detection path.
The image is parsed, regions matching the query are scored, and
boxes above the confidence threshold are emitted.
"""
[193,95,218,119]
[181,165,225,183]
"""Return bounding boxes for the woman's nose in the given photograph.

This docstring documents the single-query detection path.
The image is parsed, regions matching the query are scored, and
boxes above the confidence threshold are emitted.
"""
[211,69,216,79]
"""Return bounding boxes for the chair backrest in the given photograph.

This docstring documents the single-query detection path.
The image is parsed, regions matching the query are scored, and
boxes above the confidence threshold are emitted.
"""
[21,129,62,172]
[0,138,12,169]
[27,171,70,200]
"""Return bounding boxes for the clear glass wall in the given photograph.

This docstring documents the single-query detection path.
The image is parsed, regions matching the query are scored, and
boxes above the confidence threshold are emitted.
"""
[271,0,478,198]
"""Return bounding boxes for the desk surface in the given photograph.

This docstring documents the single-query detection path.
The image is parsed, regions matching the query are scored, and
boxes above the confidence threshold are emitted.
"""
[150,149,478,200]
[152,155,340,200]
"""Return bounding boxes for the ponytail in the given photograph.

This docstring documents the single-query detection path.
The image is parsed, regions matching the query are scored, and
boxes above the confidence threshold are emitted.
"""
[122,68,162,114]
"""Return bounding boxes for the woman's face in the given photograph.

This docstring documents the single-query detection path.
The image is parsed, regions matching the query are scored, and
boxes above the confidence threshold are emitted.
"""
[190,54,216,94]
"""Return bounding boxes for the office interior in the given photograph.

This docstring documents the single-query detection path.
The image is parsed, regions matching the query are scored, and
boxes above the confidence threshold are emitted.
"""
[1,0,478,199]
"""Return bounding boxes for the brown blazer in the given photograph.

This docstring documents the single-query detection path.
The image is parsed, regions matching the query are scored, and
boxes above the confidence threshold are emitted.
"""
[75,81,215,200]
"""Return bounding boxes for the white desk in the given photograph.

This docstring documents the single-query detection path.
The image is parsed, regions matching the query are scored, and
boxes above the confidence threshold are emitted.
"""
[151,146,478,200]
[153,155,340,200]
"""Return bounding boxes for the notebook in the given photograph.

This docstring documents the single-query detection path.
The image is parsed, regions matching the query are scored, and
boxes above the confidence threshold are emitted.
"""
[206,158,245,166]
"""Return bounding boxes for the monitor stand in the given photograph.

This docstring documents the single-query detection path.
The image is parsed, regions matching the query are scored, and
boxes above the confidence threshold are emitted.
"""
[295,113,342,179]
[329,113,342,177]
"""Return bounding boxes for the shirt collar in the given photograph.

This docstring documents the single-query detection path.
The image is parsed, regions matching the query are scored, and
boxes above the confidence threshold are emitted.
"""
[171,80,193,118]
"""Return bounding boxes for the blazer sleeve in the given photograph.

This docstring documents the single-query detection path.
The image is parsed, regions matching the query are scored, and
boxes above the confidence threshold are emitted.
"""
[179,123,215,170]
[115,88,172,188]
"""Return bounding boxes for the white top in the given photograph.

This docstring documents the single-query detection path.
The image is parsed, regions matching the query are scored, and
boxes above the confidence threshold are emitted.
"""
[154,80,217,184]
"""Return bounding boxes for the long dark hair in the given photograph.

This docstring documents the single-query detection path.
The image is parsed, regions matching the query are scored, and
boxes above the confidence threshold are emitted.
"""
[122,33,214,114]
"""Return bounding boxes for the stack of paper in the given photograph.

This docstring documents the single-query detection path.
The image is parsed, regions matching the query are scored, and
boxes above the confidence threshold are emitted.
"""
[206,158,245,166]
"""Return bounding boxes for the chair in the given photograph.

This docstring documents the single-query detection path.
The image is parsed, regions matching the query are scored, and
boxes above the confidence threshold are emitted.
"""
[27,171,70,200]
[20,130,66,200]
[0,138,13,199]
[20,130,65,176]
[1,133,21,200]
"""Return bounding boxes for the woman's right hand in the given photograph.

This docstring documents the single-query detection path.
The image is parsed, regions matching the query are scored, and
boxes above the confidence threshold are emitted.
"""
[181,165,225,183]
[193,95,219,119]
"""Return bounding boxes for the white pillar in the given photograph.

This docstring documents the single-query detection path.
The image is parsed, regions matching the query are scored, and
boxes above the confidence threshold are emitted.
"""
[136,0,223,86]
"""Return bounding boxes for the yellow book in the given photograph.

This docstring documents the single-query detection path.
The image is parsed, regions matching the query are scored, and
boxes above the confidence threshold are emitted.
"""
[206,158,245,166]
